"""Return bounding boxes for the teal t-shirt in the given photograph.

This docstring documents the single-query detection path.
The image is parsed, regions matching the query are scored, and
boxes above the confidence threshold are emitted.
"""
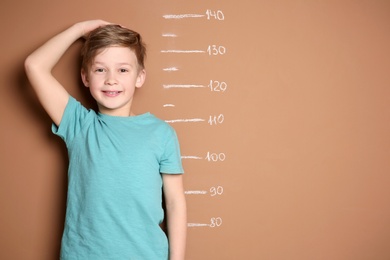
[52,96,184,260]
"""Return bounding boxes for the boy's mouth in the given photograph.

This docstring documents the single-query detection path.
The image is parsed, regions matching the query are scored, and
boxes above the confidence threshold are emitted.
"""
[103,91,122,97]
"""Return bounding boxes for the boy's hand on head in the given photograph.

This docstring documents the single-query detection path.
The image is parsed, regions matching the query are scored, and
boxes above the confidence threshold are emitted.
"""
[77,20,111,38]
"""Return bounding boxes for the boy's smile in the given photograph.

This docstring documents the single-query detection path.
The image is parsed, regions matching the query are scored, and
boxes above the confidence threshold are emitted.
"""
[81,46,146,117]
[103,91,122,97]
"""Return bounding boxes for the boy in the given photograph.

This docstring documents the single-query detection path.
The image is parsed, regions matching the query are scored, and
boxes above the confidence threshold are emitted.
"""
[24,20,186,260]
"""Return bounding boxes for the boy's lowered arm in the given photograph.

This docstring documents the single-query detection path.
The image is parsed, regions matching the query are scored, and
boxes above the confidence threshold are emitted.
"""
[24,20,108,126]
[163,174,187,260]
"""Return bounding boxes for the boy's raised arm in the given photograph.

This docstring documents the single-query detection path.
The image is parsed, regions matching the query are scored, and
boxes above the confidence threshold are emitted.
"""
[24,20,109,126]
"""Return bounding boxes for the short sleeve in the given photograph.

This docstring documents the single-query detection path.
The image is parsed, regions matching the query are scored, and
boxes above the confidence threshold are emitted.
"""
[160,128,184,174]
[51,96,91,145]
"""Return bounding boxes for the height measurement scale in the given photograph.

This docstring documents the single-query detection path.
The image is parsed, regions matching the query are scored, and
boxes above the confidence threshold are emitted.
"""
[160,9,227,229]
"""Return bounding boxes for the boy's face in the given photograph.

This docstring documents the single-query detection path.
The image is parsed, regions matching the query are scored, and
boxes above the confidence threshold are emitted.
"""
[81,46,146,116]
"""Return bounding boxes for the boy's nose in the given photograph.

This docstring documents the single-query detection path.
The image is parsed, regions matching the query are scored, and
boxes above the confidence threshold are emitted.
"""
[105,72,118,85]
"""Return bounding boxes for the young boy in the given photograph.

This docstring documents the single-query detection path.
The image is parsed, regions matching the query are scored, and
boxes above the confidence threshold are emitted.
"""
[24,20,186,260]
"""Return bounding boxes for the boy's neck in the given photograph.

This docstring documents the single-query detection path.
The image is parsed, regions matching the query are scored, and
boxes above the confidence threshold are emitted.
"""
[98,107,135,117]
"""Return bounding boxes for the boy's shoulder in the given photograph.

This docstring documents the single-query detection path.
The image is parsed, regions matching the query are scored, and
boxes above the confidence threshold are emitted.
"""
[67,96,176,134]
[146,113,176,132]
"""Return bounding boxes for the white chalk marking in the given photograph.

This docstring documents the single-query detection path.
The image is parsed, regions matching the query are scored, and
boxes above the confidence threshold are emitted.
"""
[185,190,208,195]
[162,33,178,37]
[165,118,205,123]
[163,104,175,108]
[163,84,205,89]
[181,156,203,160]
[163,14,205,19]
[161,50,205,54]
[187,223,210,227]
[163,67,179,72]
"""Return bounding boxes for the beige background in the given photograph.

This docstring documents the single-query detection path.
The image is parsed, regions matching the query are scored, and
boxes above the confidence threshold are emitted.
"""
[1,1,390,259]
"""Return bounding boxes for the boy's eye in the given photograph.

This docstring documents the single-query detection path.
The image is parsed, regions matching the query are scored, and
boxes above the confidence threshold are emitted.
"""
[119,68,128,73]
[95,68,105,73]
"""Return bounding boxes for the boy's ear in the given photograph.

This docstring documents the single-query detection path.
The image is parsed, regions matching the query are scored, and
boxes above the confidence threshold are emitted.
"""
[135,69,146,88]
[81,69,89,87]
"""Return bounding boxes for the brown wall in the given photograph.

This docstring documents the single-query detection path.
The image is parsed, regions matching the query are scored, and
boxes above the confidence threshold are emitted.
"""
[1,1,390,259]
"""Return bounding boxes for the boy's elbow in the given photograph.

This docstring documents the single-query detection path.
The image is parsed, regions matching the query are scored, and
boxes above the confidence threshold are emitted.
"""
[24,55,36,75]
[24,55,47,92]
[24,55,47,83]
[24,53,46,74]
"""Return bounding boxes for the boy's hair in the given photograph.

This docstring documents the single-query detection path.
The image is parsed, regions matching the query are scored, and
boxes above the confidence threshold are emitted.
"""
[81,24,146,72]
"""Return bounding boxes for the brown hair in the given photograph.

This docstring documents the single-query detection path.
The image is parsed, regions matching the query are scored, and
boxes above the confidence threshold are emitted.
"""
[81,24,146,72]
